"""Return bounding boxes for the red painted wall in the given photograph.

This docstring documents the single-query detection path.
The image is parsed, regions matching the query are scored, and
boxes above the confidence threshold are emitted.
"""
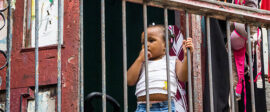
[0,0,80,111]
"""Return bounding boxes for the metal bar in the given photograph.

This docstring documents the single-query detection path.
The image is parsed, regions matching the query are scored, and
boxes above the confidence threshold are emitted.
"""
[186,11,193,112]
[125,0,270,26]
[226,20,235,112]
[79,0,84,111]
[246,25,256,112]
[5,0,12,112]
[143,2,150,112]
[35,0,40,111]
[57,0,64,112]
[206,16,214,112]
[164,7,172,112]
[122,0,128,112]
[268,28,270,89]
[101,0,106,111]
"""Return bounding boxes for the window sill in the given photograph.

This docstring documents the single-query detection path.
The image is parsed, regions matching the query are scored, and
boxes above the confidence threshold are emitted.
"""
[20,44,65,53]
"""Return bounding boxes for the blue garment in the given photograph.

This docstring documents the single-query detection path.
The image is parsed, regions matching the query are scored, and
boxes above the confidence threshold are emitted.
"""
[135,101,175,112]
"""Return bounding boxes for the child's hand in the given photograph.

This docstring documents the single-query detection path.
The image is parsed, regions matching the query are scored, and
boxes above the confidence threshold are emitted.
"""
[182,37,194,56]
[137,48,152,62]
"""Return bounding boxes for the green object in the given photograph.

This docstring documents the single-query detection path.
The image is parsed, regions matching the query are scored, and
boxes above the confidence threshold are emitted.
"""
[49,0,53,3]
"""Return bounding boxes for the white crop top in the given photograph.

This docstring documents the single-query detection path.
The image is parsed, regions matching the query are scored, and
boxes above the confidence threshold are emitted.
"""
[135,56,178,97]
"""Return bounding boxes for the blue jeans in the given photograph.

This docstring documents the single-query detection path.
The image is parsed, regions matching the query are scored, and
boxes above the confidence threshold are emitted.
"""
[135,101,175,112]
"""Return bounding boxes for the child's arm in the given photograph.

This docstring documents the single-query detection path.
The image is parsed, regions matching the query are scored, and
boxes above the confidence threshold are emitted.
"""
[175,38,193,82]
[127,48,151,86]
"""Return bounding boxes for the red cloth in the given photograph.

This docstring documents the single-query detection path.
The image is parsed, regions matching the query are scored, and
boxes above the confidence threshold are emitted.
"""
[261,0,270,11]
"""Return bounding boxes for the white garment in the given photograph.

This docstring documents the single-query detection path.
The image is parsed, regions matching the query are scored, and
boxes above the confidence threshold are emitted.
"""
[135,56,178,97]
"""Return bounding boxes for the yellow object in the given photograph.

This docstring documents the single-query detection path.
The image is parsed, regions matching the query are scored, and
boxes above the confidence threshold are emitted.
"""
[31,0,35,17]
[163,81,167,90]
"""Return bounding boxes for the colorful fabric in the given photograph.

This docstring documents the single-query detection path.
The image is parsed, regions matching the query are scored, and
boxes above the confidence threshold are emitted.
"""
[233,27,262,112]
[168,25,188,112]
[261,0,270,11]
[231,30,247,50]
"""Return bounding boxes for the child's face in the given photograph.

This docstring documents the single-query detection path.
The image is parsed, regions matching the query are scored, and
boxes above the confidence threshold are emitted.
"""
[141,27,165,60]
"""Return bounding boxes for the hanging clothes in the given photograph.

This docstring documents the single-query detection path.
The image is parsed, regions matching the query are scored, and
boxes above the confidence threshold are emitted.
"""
[238,52,267,112]
[261,0,270,11]
[203,18,230,112]
[168,25,188,112]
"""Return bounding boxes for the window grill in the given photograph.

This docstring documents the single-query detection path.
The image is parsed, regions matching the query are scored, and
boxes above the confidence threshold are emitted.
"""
[1,0,270,112]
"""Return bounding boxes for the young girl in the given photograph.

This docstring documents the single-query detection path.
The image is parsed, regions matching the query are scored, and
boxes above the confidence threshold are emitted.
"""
[127,25,193,111]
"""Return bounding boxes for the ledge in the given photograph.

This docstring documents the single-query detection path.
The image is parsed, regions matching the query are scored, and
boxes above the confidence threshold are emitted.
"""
[20,44,65,53]
[126,0,270,27]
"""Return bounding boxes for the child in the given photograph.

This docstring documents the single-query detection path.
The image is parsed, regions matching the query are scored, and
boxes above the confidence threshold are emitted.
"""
[127,25,193,111]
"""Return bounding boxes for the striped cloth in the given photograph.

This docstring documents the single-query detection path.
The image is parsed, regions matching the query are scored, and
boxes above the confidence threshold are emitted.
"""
[168,25,188,112]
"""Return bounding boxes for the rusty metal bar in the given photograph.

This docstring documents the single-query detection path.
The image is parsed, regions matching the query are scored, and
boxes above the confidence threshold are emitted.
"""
[186,11,193,112]
[206,16,214,112]
[5,0,12,112]
[164,7,172,112]
[226,20,235,112]
[57,0,64,112]
[268,28,270,86]
[125,0,270,26]
[101,0,106,111]
[143,2,150,112]
[34,0,40,111]
[246,25,256,112]
[79,0,84,111]
[122,0,128,112]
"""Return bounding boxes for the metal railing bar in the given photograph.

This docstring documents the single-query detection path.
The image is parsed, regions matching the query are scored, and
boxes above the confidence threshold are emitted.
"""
[125,0,270,26]
[79,0,84,111]
[164,7,172,112]
[206,16,214,112]
[122,0,128,112]
[143,2,150,112]
[268,28,270,86]
[246,25,256,112]
[57,0,64,112]
[101,0,106,111]
[34,0,40,111]
[5,0,12,112]
[186,11,193,112]
[226,20,235,112]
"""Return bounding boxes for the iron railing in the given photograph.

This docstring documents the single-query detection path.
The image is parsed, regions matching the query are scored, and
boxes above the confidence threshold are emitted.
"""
[101,0,270,112]
[1,0,270,112]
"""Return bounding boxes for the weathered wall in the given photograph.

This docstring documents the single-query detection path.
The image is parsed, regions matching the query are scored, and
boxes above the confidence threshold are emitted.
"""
[0,0,80,111]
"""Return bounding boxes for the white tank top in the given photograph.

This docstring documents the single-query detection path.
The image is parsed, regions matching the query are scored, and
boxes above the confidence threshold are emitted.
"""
[135,56,178,97]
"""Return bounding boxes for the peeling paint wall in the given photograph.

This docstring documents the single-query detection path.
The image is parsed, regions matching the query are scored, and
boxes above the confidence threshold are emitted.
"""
[0,92,5,111]
[31,0,59,47]
[22,0,60,48]
[0,0,80,111]
[0,0,7,51]
[27,87,56,112]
